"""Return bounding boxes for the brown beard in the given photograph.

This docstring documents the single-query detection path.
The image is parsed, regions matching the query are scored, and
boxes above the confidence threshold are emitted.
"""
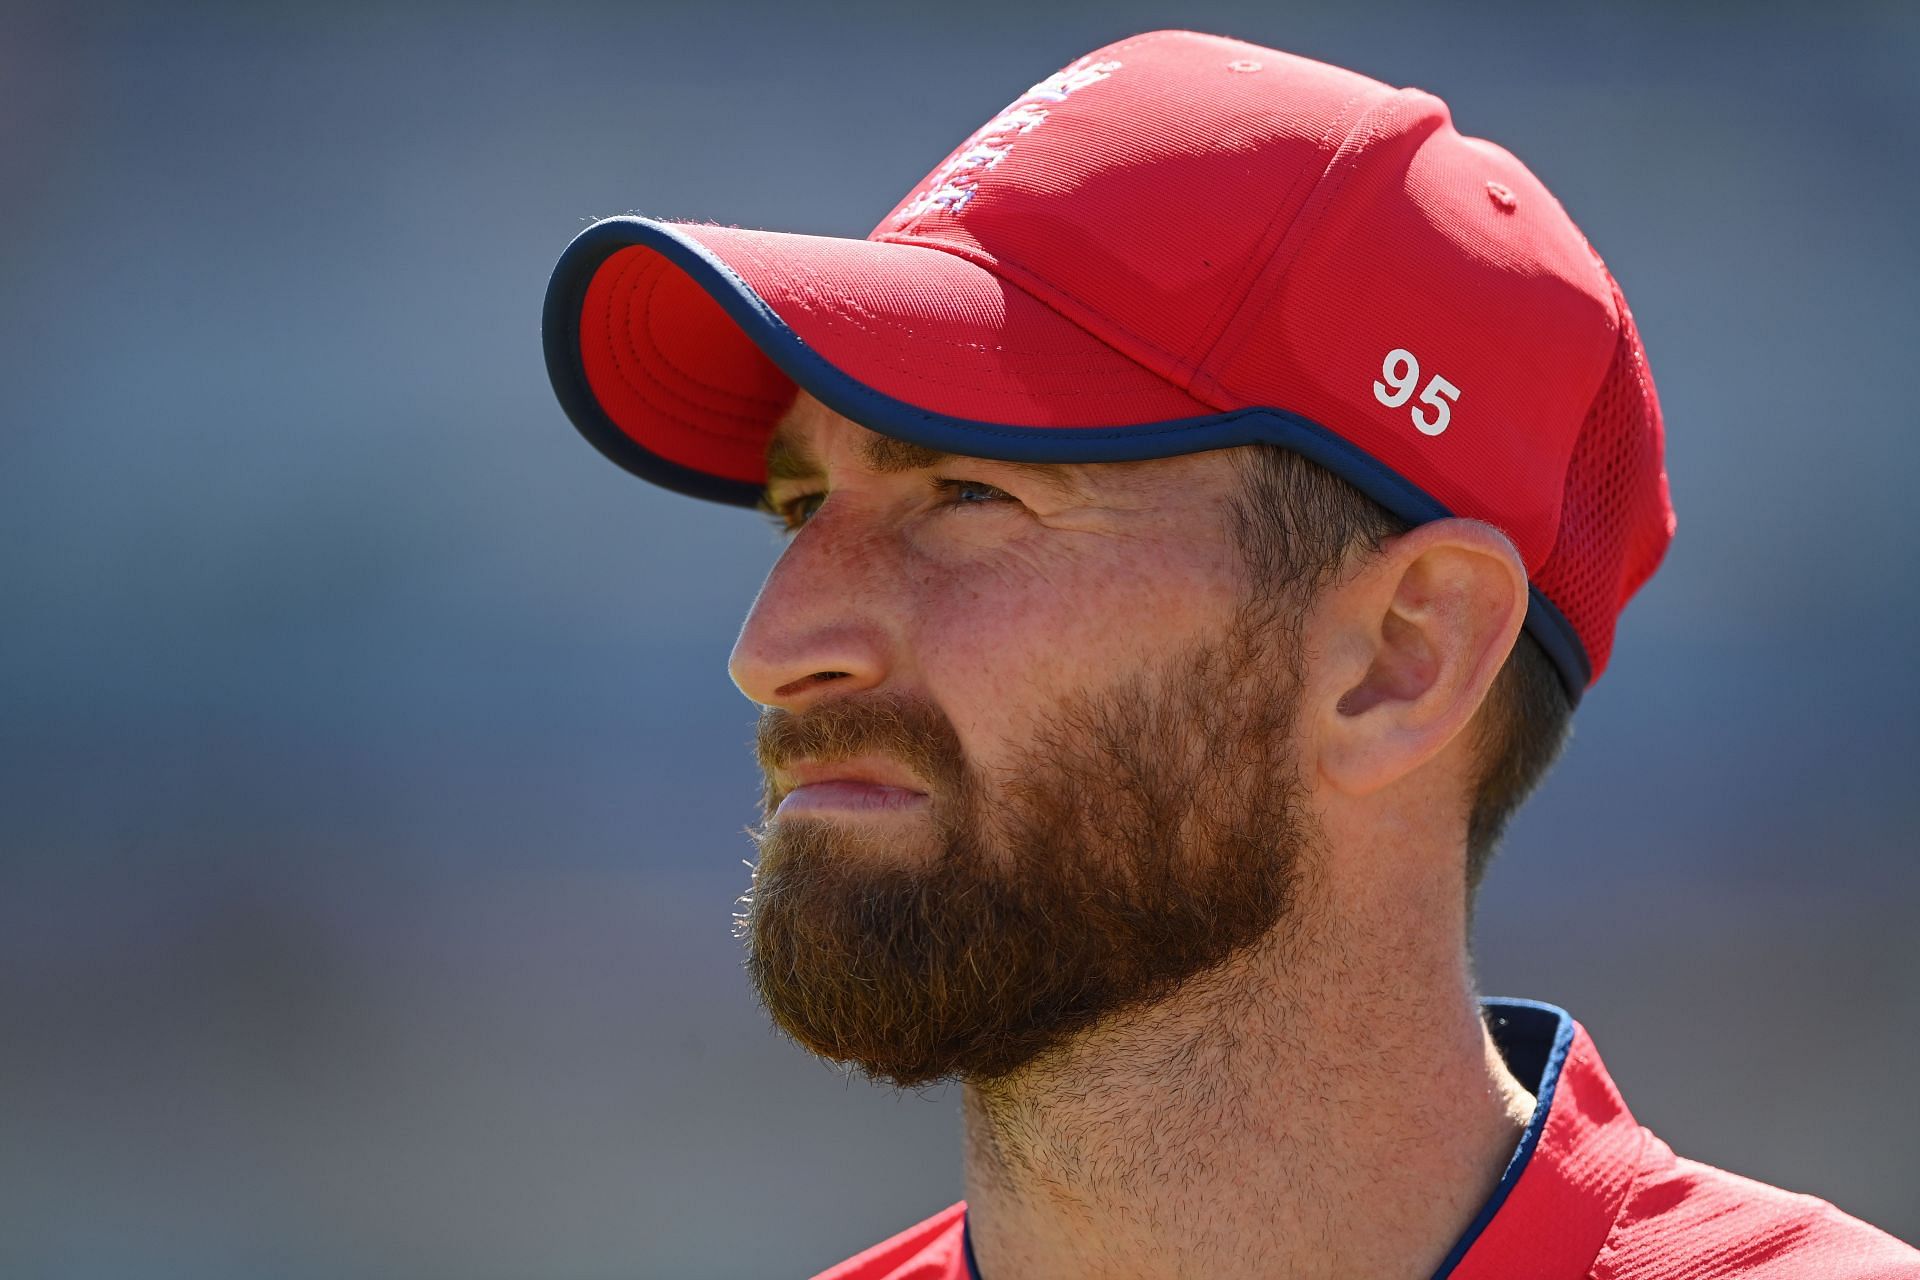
[742,605,1314,1087]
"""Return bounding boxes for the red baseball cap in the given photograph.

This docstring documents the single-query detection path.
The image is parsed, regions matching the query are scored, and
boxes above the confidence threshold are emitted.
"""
[542,29,1675,700]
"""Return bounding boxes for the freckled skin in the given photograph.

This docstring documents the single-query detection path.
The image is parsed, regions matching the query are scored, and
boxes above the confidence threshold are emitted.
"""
[729,394,1255,792]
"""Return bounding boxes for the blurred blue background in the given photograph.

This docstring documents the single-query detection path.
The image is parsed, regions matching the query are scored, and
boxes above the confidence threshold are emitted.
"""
[2,2,1916,1275]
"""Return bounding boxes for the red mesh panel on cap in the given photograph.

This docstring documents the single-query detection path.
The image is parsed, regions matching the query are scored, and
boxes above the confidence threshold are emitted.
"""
[1531,263,1675,682]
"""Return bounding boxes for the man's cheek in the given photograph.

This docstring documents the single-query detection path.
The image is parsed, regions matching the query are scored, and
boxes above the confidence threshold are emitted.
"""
[937,665,1088,789]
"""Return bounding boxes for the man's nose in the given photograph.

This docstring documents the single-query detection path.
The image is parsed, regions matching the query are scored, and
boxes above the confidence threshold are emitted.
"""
[728,509,897,711]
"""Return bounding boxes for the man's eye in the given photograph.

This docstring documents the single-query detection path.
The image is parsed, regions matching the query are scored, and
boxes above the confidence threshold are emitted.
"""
[761,480,1013,534]
[764,491,824,533]
[934,478,1015,508]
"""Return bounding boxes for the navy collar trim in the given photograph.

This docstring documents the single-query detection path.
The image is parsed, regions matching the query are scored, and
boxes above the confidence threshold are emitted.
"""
[961,997,1575,1280]
[1427,998,1577,1279]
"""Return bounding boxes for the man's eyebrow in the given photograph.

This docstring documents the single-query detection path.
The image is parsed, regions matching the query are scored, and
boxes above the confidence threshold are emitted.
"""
[761,417,1092,501]
[764,424,822,486]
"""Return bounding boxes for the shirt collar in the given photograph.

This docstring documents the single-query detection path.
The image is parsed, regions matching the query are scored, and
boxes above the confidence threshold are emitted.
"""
[963,998,1644,1280]
[1443,998,1644,1279]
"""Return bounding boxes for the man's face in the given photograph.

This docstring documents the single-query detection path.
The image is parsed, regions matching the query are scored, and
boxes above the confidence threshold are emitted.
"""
[728,394,1319,1086]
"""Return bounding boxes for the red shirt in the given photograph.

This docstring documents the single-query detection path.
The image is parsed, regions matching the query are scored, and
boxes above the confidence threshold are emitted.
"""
[814,1000,1920,1279]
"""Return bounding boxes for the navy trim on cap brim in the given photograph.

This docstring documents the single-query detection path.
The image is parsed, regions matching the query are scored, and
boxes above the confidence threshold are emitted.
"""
[542,216,1592,700]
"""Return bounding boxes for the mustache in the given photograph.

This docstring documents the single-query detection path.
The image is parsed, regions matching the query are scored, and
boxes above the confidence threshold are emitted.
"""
[755,693,969,810]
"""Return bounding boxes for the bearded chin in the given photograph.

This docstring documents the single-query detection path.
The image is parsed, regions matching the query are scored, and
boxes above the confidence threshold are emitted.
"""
[743,815,1060,1087]
[733,756,1305,1090]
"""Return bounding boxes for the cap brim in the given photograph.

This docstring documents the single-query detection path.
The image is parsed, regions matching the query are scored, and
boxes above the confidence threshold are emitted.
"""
[539,216,1295,505]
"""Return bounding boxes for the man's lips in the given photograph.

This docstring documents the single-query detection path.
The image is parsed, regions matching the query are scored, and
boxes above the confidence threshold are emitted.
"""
[772,757,931,817]
[775,781,931,817]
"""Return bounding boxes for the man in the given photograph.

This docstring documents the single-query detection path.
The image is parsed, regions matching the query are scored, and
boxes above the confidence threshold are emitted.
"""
[541,30,1919,1280]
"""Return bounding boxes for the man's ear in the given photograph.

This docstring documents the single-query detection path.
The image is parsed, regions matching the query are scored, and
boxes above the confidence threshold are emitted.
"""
[1308,518,1529,797]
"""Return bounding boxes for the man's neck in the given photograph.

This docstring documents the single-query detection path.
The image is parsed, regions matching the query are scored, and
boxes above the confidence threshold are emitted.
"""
[959,867,1535,1280]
